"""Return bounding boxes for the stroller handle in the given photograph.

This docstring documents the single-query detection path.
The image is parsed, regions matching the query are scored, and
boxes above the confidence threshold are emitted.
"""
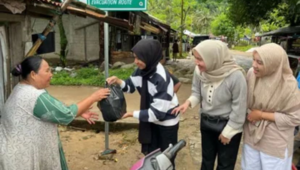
[164,140,186,159]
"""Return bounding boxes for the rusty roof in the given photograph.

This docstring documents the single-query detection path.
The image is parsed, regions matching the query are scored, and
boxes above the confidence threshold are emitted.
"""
[34,0,61,6]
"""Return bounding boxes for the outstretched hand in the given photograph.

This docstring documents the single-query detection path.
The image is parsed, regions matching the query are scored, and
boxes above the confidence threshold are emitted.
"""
[171,101,190,115]
[122,112,133,119]
[106,76,121,85]
[81,111,99,124]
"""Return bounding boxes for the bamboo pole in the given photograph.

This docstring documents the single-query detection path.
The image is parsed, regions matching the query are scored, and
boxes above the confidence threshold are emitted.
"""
[26,0,72,57]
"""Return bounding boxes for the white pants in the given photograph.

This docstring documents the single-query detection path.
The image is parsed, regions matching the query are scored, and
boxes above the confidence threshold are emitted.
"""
[242,144,292,170]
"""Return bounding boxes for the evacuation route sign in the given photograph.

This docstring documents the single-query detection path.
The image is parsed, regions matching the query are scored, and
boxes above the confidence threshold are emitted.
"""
[84,0,147,11]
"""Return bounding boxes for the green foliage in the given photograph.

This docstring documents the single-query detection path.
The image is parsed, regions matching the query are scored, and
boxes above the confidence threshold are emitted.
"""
[236,40,250,47]
[51,67,135,86]
[228,0,282,26]
[148,0,199,31]
[228,0,300,26]
[148,0,229,35]
[192,9,214,34]
[211,13,235,43]
[58,15,68,67]
[259,3,288,32]
[232,45,255,52]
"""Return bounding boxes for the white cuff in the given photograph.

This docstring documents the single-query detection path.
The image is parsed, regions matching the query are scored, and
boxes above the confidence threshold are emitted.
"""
[133,111,140,119]
[221,124,242,140]
[187,96,200,109]
[120,80,126,89]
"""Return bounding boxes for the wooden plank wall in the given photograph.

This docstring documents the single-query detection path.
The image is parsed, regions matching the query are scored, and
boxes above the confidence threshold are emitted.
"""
[7,15,32,89]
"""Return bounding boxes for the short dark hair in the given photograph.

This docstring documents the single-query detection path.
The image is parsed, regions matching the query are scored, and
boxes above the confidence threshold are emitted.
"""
[11,56,43,79]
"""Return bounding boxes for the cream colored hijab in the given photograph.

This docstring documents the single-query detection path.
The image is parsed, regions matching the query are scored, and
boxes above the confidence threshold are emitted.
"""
[248,43,300,143]
[193,40,243,83]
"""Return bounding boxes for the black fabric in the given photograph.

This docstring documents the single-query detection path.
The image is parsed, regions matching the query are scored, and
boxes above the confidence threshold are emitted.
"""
[141,123,179,169]
[200,113,228,133]
[296,158,300,170]
[172,42,179,53]
[170,73,179,85]
[132,39,163,78]
[98,85,126,122]
[200,126,242,170]
[131,39,163,144]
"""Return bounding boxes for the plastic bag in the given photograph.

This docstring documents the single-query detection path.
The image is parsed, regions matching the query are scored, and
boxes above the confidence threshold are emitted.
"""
[97,84,127,122]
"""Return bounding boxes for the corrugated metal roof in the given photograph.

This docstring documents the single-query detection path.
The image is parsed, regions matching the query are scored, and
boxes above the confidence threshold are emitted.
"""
[260,26,300,36]
[33,0,61,6]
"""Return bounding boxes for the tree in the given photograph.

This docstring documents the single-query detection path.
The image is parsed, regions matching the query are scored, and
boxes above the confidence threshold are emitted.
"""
[148,0,198,31]
[148,0,198,57]
[259,3,287,32]
[57,16,68,67]
[228,0,300,26]
[211,13,235,44]
[192,9,214,34]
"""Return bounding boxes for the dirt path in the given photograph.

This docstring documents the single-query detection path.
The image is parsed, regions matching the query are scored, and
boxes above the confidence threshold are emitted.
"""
[51,82,300,170]
[53,84,199,170]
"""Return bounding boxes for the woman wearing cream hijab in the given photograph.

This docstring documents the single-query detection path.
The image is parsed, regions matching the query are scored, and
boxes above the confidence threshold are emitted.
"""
[242,43,300,170]
[173,40,247,170]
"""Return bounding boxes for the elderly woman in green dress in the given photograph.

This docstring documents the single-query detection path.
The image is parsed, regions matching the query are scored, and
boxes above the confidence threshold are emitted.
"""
[0,56,110,170]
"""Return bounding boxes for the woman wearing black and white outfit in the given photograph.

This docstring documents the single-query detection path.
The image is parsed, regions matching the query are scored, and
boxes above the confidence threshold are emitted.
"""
[173,40,247,170]
[107,39,179,167]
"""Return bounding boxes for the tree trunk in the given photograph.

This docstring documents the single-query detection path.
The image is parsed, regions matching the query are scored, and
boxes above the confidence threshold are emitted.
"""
[58,15,68,67]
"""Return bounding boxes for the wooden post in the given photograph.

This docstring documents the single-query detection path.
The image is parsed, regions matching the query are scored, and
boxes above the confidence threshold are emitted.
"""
[26,0,72,57]
[84,27,88,62]
[6,14,32,88]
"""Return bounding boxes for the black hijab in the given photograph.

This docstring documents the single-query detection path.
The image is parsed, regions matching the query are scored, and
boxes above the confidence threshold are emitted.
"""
[131,39,163,147]
[132,39,163,78]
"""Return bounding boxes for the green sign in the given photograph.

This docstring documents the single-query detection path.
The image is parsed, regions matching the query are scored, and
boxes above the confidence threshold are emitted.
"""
[85,0,147,11]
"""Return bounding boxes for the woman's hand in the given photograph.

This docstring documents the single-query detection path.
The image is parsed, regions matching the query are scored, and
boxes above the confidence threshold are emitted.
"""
[90,88,110,102]
[171,100,190,114]
[81,111,99,124]
[247,109,263,122]
[122,112,133,119]
[106,76,122,85]
[219,134,230,145]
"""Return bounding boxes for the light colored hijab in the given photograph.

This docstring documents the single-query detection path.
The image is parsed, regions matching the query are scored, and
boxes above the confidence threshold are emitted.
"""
[247,43,300,143]
[193,40,243,83]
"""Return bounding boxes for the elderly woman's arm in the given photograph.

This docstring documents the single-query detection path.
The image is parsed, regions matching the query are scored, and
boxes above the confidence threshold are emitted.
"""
[33,89,109,125]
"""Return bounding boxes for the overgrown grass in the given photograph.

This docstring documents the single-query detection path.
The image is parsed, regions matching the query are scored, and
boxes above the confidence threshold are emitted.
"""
[51,67,135,86]
[231,45,255,52]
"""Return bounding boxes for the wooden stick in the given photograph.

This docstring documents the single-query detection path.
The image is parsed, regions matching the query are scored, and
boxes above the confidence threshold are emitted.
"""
[26,0,72,57]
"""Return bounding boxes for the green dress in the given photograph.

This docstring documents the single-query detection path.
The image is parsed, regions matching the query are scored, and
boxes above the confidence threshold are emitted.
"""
[0,84,78,170]
[33,92,78,170]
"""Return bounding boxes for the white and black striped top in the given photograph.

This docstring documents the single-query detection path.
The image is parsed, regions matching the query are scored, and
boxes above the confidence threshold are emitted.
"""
[121,63,179,126]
